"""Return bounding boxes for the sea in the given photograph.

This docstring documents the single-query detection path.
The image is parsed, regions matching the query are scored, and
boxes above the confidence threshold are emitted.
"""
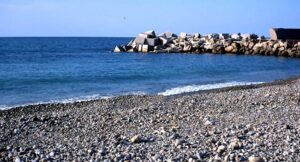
[1,37,300,109]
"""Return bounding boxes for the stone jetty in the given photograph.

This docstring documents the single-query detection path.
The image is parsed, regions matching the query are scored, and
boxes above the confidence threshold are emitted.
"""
[114,30,300,57]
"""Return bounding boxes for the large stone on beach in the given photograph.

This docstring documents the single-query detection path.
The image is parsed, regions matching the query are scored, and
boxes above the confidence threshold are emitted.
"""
[248,157,265,162]
[130,135,143,143]
[217,145,226,154]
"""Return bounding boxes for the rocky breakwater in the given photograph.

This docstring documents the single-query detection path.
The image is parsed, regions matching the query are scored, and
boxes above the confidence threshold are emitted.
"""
[114,30,300,57]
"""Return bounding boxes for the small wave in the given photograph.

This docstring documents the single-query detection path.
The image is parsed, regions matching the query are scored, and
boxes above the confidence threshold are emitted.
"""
[122,91,147,96]
[0,94,113,111]
[158,81,264,96]
[0,91,148,111]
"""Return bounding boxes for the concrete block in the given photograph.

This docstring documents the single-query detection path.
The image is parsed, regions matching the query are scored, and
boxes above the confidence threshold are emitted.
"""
[142,45,149,53]
[241,34,251,40]
[146,38,160,46]
[144,30,156,38]
[138,44,143,52]
[113,46,123,53]
[165,32,178,39]
[134,36,146,45]
[159,37,169,45]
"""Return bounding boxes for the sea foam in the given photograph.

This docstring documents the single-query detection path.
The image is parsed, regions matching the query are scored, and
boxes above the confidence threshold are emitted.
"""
[0,91,148,110]
[158,81,263,96]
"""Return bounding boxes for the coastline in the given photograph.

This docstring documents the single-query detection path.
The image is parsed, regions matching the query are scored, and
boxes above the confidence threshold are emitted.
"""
[1,76,298,113]
[1,76,300,161]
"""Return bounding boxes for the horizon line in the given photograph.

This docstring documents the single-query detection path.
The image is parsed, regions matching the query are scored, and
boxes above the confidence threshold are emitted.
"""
[0,36,134,38]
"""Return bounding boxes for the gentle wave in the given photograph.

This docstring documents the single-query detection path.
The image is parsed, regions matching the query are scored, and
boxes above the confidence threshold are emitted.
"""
[0,91,147,110]
[158,81,264,96]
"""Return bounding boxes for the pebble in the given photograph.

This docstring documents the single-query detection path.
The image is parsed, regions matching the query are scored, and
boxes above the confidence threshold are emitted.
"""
[217,145,226,154]
[174,139,185,147]
[14,157,21,162]
[130,135,143,143]
[1,78,300,161]
[248,156,265,162]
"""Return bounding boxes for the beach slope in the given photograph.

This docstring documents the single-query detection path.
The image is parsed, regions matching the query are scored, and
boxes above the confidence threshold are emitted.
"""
[1,79,300,161]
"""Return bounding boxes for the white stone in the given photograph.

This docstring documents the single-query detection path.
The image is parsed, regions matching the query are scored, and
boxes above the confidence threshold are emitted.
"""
[180,32,187,38]
[231,33,241,40]
[142,45,149,53]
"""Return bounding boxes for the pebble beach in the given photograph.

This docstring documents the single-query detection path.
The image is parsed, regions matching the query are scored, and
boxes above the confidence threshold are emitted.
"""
[1,78,300,162]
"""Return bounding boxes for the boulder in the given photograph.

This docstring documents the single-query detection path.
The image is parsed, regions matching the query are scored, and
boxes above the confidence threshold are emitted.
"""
[248,42,255,49]
[219,33,230,39]
[253,43,262,51]
[232,48,238,53]
[248,157,265,162]
[208,33,219,39]
[167,47,180,53]
[225,46,234,53]
[231,33,241,40]
[183,44,192,52]
[250,34,259,40]
[194,33,201,38]
[130,135,143,143]
[278,47,285,51]
[204,43,213,50]
[260,36,266,40]
[179,32,187,39]
[241,34,251,40]
[191,40,200,46]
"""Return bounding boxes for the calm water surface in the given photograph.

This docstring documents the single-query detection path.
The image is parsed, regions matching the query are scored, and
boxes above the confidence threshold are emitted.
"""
[1,37,300,108]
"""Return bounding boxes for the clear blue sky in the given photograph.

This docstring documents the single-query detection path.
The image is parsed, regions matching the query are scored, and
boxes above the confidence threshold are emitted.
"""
[0,0,300,37]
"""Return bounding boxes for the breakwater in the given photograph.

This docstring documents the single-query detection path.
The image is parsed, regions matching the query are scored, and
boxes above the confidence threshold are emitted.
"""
[114,30,300,57]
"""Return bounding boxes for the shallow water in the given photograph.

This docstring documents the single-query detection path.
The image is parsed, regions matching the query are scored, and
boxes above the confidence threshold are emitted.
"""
[1,37,300,108]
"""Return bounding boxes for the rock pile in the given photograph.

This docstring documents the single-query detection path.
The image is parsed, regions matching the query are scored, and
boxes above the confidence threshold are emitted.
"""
[114,30,300,57]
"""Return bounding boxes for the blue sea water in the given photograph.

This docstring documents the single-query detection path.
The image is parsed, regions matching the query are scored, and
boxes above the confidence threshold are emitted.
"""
[1,37,300,109]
